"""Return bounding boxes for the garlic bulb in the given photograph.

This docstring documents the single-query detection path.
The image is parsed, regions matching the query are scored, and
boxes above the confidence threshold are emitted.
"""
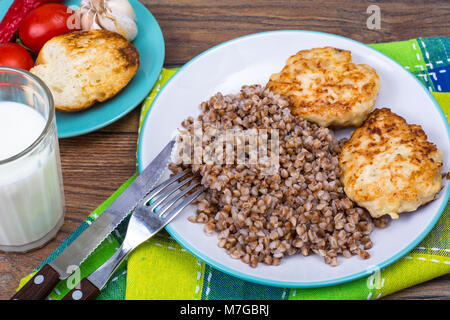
[77,0,138,42]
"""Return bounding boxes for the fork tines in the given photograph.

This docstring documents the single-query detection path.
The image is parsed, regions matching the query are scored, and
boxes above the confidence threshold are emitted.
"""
[144,170,204,219]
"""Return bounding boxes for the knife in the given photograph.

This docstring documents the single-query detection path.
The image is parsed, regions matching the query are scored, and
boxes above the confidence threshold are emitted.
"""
[11,139,176,300]
[61,172,205,300]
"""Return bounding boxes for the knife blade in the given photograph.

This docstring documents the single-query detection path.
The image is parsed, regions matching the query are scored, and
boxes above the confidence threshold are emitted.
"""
[11,139,176,300]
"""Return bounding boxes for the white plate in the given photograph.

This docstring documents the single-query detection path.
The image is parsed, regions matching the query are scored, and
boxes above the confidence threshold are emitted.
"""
[138,30,450,287]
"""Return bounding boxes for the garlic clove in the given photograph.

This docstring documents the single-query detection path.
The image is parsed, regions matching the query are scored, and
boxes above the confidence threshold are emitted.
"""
[97,12,138,41]
[78,8,94,30]
[91,15,103,30]
[106,0,136,21]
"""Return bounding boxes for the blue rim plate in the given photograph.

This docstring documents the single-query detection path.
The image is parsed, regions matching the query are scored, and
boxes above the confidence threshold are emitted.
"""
[138,30,450,288]
[0,0,165,138]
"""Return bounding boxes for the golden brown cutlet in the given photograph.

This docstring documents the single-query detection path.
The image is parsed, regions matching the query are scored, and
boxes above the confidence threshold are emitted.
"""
[267,47,380,127]
[339,108,443,219]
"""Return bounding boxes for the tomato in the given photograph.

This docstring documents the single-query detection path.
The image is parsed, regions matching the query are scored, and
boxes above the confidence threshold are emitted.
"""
[0,43,34,70]
[19,3,79,55]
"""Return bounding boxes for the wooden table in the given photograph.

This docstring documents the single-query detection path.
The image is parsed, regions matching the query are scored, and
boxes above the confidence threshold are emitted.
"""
[1,0,449,300]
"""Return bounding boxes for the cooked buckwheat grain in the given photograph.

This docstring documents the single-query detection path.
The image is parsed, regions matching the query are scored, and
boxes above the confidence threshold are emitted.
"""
[170,84,388,267]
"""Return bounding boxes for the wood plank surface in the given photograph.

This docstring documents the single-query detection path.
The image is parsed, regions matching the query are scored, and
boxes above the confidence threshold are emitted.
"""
[0,0,449,300]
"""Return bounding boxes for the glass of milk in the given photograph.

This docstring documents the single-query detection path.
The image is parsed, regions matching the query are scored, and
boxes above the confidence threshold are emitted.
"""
[0,66,65,252]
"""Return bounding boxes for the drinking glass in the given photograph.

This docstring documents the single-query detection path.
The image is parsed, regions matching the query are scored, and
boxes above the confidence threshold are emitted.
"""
[0,66,65,252]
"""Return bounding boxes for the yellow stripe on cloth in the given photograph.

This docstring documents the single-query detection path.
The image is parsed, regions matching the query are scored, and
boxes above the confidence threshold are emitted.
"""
[125,233,205,300]
[376,252,450,299]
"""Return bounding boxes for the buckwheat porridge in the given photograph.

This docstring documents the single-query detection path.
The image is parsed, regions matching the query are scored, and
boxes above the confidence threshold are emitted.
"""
[169,84,388,268]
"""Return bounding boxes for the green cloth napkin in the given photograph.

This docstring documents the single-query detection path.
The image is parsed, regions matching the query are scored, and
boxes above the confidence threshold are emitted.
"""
[18,37,450,300]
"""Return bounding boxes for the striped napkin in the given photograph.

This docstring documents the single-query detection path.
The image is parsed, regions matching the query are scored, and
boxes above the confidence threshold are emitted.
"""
[18,36,450,300]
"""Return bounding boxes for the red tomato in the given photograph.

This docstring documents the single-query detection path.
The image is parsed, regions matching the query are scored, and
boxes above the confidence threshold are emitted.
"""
[19,3,79,55]
[0,43,34,70]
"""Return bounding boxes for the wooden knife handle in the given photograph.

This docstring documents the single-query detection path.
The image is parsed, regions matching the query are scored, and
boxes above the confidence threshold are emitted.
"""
[11,264,61,300]
[62,278,100,300]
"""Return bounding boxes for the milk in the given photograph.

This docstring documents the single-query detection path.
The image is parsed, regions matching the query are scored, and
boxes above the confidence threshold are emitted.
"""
[0,102,64,250]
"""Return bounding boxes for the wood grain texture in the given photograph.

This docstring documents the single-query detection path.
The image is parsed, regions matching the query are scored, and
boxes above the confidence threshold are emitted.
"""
[148,0,450,67]
[1,0,449,300]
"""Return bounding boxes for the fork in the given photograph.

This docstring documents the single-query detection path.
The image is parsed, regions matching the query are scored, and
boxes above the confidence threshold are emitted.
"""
[62,170,204,300]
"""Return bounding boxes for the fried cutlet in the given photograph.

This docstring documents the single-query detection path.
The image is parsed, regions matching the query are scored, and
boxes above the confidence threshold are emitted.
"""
[267,47,380,127]
[339,108,443,219]
[31,30,140,112]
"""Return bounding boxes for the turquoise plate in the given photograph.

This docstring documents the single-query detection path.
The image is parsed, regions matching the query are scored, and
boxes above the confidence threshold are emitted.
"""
[0,0,165,138]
